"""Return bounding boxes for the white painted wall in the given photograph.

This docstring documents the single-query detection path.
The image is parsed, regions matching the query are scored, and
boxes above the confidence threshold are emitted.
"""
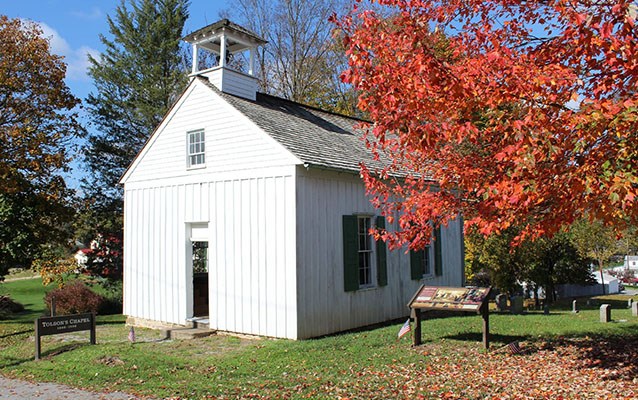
[208,171,297,338]
[123,168,298,338]
[295,168,464,339]
[123,79,299,185]
[201,67,259,101]
[123,78,301,338]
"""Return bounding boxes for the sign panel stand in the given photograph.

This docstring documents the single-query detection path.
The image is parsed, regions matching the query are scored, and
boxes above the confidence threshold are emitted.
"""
[408,286,491,349]
[35,313,96,360]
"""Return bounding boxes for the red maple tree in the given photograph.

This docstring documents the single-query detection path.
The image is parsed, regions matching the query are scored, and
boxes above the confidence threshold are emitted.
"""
[335,0,638,249]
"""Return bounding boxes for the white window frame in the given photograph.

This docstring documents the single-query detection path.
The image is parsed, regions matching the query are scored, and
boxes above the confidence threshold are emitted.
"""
[187,129,206,168]
[418,244,434,279]
[357,216,375,288]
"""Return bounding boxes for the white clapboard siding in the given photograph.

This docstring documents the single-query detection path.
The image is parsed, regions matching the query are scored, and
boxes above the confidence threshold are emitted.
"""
[123,79,299,185]
[123,167,298,338]
[295,168,464,339]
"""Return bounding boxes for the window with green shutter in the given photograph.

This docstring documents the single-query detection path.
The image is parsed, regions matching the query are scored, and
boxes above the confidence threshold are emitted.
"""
[410,245,431,280]
[342,215,359,291]
[376,216,387,287]
[343,214,387,291]
[434,226,443,276]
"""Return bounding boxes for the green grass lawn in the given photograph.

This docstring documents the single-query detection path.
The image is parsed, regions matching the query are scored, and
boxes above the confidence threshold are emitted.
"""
[1,278,637,399]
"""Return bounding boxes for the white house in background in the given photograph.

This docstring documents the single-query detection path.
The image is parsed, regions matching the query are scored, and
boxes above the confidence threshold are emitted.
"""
[624,255,638,271]
[120,19,465,340]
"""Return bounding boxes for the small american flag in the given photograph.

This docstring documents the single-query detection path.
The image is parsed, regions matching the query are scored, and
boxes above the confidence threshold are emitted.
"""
[128,326,136,343]
[397,319,411,339]
[508,341,522,355]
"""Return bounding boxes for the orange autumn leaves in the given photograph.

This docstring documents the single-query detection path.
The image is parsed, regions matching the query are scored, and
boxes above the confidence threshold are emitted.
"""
[0,16,82,194]
[335,0,638,248]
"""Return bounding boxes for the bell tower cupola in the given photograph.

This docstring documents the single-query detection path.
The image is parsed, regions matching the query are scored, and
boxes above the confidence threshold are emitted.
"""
[183,19,267,100]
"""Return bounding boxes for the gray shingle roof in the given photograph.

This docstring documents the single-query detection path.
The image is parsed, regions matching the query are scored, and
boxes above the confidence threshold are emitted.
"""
[198,77,389,174]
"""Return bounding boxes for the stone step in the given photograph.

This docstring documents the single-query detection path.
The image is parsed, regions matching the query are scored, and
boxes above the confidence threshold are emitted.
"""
[186,317,210,329]
[164,327,215,340]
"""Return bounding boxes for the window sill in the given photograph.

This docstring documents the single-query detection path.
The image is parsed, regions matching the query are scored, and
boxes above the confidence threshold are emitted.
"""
[187,164,206,171]
[355,285,378,292]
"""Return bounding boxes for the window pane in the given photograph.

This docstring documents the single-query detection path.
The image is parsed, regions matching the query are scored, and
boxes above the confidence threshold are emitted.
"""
[423,247,430,275]
[188,130,205,166]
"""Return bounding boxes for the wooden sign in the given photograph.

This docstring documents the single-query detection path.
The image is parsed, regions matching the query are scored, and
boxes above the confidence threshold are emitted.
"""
[35,313,96,360]
[408,285,491,349]
[409,286,491,311]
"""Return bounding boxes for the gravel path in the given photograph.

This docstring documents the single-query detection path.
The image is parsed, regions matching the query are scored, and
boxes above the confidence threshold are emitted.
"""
[0,376,141,399]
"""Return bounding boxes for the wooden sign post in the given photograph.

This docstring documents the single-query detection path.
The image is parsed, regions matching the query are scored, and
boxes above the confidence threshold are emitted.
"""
[408,286,491,349]
[35,313,96,360]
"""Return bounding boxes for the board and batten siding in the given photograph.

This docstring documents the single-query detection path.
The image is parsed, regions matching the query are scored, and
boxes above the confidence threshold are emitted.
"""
[123,169,298,338]
[122,77,302,338]
[295,167,464,339]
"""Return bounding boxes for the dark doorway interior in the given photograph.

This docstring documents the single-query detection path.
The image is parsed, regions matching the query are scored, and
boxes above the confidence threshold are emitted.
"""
[192,241,209,317]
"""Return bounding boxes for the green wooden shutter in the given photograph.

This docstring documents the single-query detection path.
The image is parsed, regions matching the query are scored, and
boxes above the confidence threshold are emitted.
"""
[410,250,423,280]
[376,216,388,287]
[434,226,443,276]
[343,215,359,292]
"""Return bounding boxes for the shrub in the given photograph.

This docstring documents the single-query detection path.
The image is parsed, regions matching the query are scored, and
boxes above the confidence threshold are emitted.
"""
[44,281,105,315]
[0,295,25,317]
[91,279,123,315]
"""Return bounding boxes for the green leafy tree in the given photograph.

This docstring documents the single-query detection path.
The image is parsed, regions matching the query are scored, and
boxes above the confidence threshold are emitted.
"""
[524,233,593,303]
[0,16,81,278]
[569,218,620,295]
[465,228,526,295]
[466,227,594,302]
[81,0,190,266]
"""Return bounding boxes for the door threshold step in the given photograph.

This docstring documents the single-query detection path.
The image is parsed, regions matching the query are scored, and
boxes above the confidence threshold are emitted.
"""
[186,317,210,329]
[163,327,216,340]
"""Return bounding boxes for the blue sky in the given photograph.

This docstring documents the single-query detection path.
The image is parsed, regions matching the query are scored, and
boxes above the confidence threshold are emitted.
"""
[2,0,228,187]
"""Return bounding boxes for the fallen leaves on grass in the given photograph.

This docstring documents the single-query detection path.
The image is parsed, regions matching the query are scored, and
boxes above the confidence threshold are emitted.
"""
[322,336,638,399]
[95,356,124,366]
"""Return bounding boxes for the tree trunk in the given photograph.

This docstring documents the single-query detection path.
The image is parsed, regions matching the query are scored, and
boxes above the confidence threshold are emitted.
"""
[599,260,606,295]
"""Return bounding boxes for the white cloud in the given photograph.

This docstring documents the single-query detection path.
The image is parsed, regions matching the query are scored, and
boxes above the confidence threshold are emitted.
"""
[71,7,103,20]
[24,20,98,82]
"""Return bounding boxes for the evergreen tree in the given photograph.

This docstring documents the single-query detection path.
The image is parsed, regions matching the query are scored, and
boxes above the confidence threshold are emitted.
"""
[82,0,190,237]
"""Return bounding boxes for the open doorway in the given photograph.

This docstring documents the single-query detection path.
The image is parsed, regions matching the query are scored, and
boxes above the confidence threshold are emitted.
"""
[192,240,209,317]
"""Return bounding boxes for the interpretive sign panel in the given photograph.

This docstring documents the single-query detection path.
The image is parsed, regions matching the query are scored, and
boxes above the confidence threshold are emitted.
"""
[35,313,96,360]
[408,286,491,348]
[409,286,491,311]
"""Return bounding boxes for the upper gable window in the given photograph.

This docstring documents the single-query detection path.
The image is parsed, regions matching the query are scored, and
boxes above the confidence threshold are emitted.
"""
[187,129,205,168]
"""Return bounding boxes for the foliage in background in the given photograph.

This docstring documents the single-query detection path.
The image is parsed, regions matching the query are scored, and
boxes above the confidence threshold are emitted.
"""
[35,256,78,287]
[81,0,190,241]
[81,234,123,281]
[569,218,620,294]
[524,232,595,302]
[336,0,638,250]
[0,16,82,277]
[226,0,359,116]
[466,227,593,301]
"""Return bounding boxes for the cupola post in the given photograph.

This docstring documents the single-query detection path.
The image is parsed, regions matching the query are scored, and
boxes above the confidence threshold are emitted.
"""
[183,19,267,100]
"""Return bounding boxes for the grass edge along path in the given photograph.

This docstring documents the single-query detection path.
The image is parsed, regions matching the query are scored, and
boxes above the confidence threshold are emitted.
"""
[1,278,637,399]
